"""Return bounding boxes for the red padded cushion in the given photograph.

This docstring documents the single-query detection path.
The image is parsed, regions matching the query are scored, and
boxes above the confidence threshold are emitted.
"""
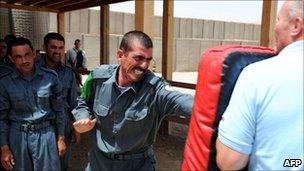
[182,45,276,171]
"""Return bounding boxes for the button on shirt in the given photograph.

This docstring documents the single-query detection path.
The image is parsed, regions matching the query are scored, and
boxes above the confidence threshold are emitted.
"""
[0,65,66,146]
[73,65,194,154]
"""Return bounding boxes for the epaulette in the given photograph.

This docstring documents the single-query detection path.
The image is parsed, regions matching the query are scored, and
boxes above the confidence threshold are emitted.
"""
[142,70,161,86]
[40,66,58,77]
[92,64,118,79]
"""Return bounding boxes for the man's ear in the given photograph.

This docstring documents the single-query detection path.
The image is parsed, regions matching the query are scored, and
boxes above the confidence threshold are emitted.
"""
[117,49,124,62]
[290,17,304,38]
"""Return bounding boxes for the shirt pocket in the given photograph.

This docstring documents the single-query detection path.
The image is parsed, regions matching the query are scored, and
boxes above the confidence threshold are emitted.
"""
[125,108,148,121]
[10,92,27,110]
[93,104,109,117]
[37,90,51,112]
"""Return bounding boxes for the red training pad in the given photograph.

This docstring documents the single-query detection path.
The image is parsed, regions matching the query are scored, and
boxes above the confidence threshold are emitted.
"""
[182,45,276,171]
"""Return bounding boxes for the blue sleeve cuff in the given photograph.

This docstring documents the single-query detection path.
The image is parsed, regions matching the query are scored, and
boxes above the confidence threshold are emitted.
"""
[218,129,252,155]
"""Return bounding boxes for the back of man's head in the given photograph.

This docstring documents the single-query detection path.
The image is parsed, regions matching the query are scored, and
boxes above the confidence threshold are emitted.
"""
[275,0,303,52]
[288,0,303,19]
[119,30,153,52]
[7,37,34,56]
[287,0,303,40]
[4,34,16,46]
[44,32,65,46]
[74,39,81,44]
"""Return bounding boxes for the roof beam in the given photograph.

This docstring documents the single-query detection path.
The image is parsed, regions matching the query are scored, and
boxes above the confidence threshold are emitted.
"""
[49,0,90,9]
[35,0,69,7]
[6,0,20,4]
[59,0,129,12]
[0,2,59,12]
[59,0,100,12]
[22,0,46,6]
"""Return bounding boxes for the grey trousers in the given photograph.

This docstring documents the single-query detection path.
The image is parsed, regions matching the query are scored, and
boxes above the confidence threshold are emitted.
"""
[9,126,60,171]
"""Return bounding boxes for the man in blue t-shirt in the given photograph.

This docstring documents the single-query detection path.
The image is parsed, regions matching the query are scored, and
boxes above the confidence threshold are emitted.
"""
[216,1,304,170]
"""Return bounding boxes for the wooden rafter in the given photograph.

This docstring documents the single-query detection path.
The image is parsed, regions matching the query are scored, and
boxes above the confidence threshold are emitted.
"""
[59,0,100,12]
[0,0,130,12]
[0,2,59,12]
[6,0,19,4]
[48,0,91,9]
[35,0,69,7]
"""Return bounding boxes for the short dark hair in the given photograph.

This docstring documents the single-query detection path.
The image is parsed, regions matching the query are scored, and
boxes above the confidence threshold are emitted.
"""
[4,34,16,46]
[74,39,81,44]
[7,37,34,55]
[119,30,153,52]
[44,32,65,46]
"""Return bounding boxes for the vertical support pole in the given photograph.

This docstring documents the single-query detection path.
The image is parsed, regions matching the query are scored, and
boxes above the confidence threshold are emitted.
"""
[159,0,174,135]
[135,0,154,38]
[100,4,109,65]
[57,12,65,63]
[162,0,173,80]
[57,12,65,36]
[260,0,277,48]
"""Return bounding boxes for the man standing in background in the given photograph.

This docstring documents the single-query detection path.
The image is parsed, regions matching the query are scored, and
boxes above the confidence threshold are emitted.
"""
[0,37,66,170]
[37,32,80,171]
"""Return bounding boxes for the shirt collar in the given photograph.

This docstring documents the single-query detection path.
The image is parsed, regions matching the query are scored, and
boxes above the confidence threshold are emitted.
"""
[11,63,43,79]
[279,40,304,56]
[37,54,65,71]
[104,66,140,93]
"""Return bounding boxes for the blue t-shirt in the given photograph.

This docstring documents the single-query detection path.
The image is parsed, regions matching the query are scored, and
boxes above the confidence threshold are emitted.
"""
[218,40,304,170]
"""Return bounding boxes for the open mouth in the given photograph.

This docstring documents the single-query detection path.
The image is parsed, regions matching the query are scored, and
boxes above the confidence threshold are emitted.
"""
[134,68,145,75]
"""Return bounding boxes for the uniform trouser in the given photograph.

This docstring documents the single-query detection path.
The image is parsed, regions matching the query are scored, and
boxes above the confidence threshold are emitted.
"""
[60,117,73,171]
[9,126,60,171]
[85,146,156,171]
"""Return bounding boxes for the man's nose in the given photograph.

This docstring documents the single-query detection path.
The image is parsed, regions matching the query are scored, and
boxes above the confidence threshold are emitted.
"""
[139,60,150,69]
[21,56,29,63]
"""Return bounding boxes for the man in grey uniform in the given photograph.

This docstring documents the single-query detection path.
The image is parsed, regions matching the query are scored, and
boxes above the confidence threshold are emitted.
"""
[0,37,66,170]
[72,30,194,170]
[36,33,80,170]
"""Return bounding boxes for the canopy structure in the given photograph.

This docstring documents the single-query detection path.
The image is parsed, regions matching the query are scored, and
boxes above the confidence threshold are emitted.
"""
[0,0,127,12]
[0,0,279,133]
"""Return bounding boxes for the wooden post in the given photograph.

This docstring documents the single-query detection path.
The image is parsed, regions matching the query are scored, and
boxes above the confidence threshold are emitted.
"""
[159,0,174,135]
[260,0,277,48]
[100,4,109,65]
[135,0,154,38]
[57,12,65,36]
[162,0,173,81]
[57,12,65,63]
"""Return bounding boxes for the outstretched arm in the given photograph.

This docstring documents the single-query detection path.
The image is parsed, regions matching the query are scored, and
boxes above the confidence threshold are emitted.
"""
[72,73,96,133]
